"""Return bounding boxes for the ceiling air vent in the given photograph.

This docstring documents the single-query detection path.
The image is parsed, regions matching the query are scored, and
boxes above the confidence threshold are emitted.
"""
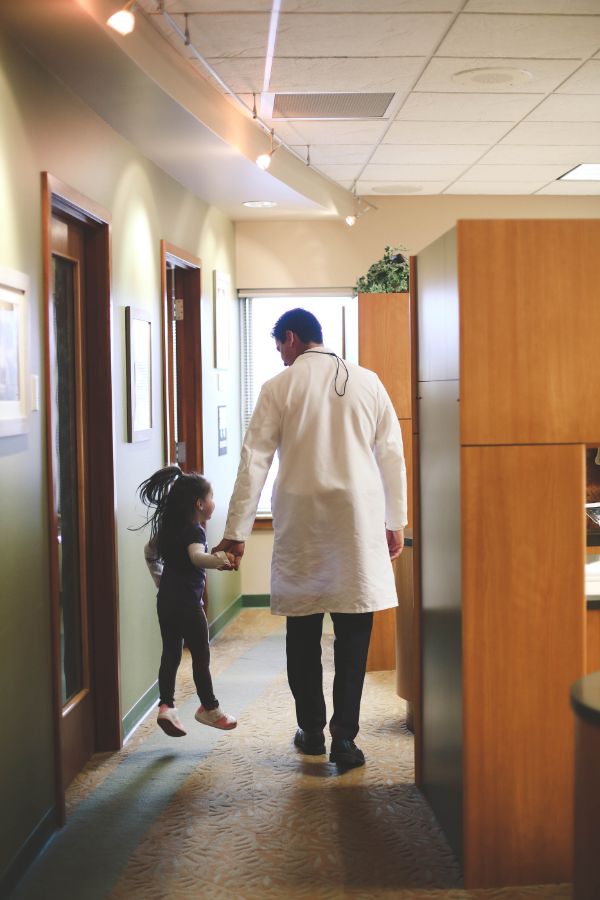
[272,92,394,120]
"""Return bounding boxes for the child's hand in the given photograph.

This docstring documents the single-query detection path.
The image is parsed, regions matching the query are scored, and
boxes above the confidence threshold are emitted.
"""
[214,550,235,571]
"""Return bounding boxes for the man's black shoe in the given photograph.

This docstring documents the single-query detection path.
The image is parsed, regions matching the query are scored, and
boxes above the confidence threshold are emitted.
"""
[329,738,365,769]
[293,728,326,755]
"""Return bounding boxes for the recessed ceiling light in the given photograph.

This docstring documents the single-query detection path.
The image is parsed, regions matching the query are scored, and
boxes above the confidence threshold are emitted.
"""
[452,67,533,87]
[559,163,600,181]
[243,200,278,208]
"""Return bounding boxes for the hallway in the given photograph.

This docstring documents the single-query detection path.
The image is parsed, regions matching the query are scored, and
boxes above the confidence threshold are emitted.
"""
[9,610,569,900]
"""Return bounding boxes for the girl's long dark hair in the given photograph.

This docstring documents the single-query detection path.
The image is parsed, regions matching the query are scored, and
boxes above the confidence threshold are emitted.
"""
[134,465,211,560]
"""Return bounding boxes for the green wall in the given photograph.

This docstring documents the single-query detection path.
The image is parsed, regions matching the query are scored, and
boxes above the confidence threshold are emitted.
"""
[0,32,241,887]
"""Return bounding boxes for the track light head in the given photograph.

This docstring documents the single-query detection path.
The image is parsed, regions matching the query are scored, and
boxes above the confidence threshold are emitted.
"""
[345,215,357,227]
[256,153,272,171]
[107,3,135,35]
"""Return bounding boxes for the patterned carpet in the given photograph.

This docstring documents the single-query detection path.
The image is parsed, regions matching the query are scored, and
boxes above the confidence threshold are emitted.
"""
[14,610,570,900]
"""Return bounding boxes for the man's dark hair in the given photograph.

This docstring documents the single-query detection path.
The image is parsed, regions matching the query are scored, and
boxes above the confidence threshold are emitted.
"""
[271,308,323,344]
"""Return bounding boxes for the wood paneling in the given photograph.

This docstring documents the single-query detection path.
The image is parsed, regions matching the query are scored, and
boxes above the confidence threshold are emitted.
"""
[459,219,600,446]
[586,610,600,674]
[358,292,411,418]
[366,607,397,673]
[574,715,600,900]
[395,546,414,701]
[462,443,586,887]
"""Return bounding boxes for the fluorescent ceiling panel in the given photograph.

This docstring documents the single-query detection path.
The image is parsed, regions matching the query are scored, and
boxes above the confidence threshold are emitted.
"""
[559,163,600,180]
[356,181,450,194]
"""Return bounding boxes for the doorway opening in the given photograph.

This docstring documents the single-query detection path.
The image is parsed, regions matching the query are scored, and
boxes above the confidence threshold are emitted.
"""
[160,241,203,474]
[42,174,120,823]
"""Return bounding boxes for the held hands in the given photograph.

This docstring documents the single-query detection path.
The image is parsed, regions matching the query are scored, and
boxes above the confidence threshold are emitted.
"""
[386,528,404,560]
[213,550,237,571]
[212,538,246,571]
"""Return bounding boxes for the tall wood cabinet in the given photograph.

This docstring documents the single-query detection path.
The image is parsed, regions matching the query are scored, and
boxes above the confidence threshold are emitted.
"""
[416,220,598,888]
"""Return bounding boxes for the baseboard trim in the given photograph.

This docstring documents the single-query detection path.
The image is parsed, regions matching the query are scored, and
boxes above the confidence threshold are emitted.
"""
[242,594,271,608]
[208,596,243,640]
[122,680,160,743]
[0,806,59,898]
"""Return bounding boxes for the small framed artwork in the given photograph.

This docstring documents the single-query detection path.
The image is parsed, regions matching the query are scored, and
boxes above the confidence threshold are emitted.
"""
[125,306,152,442]
[213,270,230,370]
[0,267,29,437]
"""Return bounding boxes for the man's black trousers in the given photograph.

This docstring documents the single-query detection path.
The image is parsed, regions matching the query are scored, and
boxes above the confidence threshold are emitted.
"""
[286,611,374,741]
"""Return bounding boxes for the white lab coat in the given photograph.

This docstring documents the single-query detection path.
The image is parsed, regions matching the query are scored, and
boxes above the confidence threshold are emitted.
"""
[224,347,407,616]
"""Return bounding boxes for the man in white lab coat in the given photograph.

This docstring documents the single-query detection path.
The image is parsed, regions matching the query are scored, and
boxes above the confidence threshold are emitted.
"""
[214,308,407,769]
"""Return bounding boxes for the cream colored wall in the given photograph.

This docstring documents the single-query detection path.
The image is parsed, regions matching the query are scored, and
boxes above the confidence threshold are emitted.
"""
[236,194,600,291]
[242,533,273,595]
[0,32,241,885]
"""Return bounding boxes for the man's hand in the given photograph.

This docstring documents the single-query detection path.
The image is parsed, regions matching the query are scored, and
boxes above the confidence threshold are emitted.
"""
[386,528,404,560]
[212,539,245,571]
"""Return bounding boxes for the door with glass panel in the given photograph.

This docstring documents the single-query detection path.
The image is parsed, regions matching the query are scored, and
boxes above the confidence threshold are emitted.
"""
[50,216,94,788]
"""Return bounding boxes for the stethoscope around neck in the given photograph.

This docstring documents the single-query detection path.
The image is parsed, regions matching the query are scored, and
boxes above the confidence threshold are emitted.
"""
[302,349,349,397]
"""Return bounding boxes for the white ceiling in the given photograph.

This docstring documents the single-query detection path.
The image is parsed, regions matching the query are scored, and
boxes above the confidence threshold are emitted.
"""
[3,0,600,219]
[137,0,600,199]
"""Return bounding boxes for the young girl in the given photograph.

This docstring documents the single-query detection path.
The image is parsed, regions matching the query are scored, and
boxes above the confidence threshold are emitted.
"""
[137,465,237,738]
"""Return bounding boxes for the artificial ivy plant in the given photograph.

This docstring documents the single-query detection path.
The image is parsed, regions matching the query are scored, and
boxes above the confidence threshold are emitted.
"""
[355,246,409,293]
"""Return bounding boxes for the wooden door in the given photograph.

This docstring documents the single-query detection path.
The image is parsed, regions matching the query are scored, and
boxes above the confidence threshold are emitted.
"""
[49,215,95,788]
[161,242,203,473]
[43,174,121,823]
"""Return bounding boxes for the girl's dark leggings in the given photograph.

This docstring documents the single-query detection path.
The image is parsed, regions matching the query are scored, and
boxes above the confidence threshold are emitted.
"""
[157,602,218,710]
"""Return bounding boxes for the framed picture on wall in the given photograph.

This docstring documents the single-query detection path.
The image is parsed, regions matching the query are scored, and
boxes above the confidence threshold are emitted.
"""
[0,267,29,437]
[125,306,152,442]
[213,270,230,370]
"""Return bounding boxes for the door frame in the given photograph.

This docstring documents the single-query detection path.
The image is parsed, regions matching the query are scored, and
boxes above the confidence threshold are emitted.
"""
[42,173,121,824]
[160,240,203,472]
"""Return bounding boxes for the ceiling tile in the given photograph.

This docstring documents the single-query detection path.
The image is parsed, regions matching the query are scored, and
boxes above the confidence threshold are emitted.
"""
[357,181,450,195]
[275,13,453,57]
[415,57,580,93]
[445,181,545,193]
[396,91,540,121]
[460,163,569,180]
[536,180,600,194]
[438,14,600,59]
[362,163,468,180]
[558,60,600,94]
[267,56,425,93]
[480,144,600,164]
[187,14,271,58]
[465,1,600,12]
[274,120,386,144]
[283,1,462,10]
[290,145,373,164]
[385,120,512,143]
[371,144,488,164]
[168,0,272,9]
[313,163,365,179]
[527,94,600,121]
[195,59,265,93]
[501,122,600,144]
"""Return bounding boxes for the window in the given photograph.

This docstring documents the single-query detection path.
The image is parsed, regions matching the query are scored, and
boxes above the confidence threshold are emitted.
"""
[240,294,358,516]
